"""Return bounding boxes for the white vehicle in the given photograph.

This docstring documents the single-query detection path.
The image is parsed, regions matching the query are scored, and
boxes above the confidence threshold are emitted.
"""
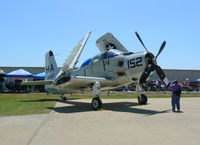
[22,30,169,110]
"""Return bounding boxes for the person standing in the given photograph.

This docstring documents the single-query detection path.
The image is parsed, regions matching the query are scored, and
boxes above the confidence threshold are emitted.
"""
[170,80,182,112]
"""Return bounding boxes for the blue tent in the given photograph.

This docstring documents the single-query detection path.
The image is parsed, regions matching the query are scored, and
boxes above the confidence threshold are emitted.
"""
[196,79,200,82]
[6,69,33,77]
[33,72,45,79]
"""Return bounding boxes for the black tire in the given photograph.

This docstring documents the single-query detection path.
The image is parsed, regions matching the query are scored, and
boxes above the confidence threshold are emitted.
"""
[138,94,148,105]
[63,97,67,101]
[60,96,67,101]
[91,97,102,110]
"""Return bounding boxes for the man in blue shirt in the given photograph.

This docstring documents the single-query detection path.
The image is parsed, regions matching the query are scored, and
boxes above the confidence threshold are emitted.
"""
[170,80,182,112]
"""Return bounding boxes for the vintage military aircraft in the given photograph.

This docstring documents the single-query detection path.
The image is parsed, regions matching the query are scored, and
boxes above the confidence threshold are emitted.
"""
[22,30,169,110]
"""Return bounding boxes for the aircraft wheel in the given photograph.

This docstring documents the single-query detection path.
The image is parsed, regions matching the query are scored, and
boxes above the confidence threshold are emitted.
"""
[138,94,148,105]
[91,97,102,110]
[60,96,67,101]
[63,97,67,101]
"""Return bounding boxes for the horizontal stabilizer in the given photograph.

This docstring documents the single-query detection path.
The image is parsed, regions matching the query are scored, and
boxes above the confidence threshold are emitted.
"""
[21,80,53,85]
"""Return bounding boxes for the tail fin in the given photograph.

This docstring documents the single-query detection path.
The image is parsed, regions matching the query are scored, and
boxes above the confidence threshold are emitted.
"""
[45,50,60,80]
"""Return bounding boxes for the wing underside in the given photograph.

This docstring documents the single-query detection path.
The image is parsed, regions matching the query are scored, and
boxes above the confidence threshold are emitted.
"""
[62,30,92,72]
[52,76,113,92]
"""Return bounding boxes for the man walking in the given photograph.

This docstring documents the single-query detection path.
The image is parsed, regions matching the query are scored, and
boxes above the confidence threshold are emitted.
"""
[170,80,182,112]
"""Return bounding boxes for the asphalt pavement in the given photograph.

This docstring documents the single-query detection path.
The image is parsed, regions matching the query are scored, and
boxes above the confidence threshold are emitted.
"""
[0,98,200,145]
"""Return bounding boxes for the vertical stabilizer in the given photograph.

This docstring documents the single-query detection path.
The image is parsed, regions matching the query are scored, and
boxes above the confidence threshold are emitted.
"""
[45,50,60,80]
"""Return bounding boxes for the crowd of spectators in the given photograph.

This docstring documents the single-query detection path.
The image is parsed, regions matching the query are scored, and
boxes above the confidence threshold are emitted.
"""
[0,78,45,93]
[142,80,199,92]
[114,80,200,92]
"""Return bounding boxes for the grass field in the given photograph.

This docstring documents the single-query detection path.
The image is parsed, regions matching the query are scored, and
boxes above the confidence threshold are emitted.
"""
[0,91,199,117]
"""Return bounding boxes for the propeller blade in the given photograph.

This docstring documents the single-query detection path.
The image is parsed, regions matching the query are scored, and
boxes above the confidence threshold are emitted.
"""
[139,64,155,86]
[135,31,148,52]
[155,41,166,59]
[155,65,169,86]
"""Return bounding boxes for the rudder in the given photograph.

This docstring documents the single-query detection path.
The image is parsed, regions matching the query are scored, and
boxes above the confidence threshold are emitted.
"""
[45,50,60,80]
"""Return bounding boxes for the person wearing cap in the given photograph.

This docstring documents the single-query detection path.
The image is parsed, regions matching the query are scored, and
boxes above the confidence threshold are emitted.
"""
[170,80,182,112]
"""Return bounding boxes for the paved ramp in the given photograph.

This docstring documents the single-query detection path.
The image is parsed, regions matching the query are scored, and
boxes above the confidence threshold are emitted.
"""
[0,114,48,145]
[1,98,200,145]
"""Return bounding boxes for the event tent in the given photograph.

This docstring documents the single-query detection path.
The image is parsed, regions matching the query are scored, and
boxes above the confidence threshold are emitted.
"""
[196,79,200,82]
[33,72,45,79]
[5,69,33,77]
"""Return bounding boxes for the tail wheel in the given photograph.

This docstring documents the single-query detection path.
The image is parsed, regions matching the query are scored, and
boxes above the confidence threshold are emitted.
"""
[138,94,148,105]
[92,97,102,110]
[60,96,67,101]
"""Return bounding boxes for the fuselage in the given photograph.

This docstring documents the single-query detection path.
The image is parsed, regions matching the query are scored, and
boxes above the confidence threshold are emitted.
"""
[73,51,147,83]
[50,50,154,93]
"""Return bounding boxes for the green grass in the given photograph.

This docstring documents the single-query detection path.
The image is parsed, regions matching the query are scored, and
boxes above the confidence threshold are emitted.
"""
[0,93,58,117]
[0,91,199,117]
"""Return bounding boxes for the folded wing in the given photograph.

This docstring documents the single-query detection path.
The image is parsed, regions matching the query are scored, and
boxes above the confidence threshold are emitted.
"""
[96,32,129,53]
[62,30,92,72]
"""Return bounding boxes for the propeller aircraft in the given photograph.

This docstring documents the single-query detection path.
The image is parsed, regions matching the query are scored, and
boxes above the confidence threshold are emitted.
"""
[22,30,169,110]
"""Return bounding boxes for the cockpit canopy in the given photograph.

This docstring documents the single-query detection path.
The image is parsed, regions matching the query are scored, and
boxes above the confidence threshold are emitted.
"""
[81,50,121,67]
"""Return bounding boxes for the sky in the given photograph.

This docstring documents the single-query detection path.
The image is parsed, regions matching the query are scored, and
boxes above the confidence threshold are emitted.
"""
[0,0,200,70]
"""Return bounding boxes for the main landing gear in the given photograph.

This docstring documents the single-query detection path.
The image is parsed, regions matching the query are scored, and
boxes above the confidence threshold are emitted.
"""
[92,97,102,110]
[91,82,102,110]
[138,93,148,105]
[136,84,148,105]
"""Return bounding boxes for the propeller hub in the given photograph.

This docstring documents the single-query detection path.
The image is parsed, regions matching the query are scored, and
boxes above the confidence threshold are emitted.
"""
[145,52,155,65]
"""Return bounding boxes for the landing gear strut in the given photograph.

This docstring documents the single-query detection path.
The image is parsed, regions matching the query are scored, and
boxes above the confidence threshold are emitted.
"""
[138,93,148,105]
[91,82,102,110]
